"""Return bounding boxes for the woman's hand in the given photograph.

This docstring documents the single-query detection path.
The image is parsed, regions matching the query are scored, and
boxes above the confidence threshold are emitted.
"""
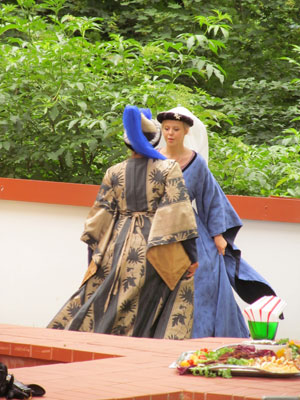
[186,262,198,278]
[214,234,227,256]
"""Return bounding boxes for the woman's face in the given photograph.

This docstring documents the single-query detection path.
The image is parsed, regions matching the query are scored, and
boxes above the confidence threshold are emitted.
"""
[161,120,189,147]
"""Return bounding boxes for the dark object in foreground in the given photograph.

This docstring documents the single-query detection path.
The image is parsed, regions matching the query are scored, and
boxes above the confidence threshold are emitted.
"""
[0,362,46,399]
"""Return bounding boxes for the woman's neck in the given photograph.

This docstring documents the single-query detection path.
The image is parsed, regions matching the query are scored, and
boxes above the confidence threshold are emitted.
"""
[161,144,185,160]
[161,145,190,160]
[160,145,193,168]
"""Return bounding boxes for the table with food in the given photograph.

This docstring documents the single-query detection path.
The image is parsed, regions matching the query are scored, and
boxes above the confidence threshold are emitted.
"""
[172,339,300,379]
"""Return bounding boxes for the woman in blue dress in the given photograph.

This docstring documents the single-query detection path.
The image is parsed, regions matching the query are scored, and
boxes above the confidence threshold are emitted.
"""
[157,107,277,338]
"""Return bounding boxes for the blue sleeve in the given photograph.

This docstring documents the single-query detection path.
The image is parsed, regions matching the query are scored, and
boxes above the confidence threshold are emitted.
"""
[192,156,242,239]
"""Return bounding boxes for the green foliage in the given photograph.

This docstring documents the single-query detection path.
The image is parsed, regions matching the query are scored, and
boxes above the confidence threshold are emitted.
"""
[1,0,300,197]
[0,2,118,183]
[209,128,300,198]
[222,0,300,85]
[215,77,300,145]
[0,0,227,183]
[199,0,300,146]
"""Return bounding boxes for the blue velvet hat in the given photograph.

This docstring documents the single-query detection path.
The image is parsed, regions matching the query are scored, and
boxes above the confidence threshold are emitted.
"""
[123,106,166,160]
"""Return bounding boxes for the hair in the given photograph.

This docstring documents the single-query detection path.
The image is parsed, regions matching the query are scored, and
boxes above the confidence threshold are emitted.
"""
[161,119,190,133]
[183,122,190,131]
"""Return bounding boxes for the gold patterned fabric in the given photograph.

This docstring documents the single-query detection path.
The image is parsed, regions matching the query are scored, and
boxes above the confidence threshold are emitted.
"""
[47,158,198,339]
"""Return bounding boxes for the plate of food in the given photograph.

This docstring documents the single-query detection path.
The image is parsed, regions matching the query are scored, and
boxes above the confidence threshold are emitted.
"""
[214,338,288,352]
[172,341,300,378]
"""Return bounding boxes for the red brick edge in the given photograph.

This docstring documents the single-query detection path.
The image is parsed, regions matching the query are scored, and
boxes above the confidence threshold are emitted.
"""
[0,177,299,223]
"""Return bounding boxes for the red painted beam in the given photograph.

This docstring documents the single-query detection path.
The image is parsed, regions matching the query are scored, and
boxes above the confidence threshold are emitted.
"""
[1,178,299,223]
[227,195,300,223]
[0,177,98,207]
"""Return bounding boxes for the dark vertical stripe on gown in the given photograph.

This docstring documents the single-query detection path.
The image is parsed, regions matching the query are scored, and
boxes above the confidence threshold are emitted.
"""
[126,159,148,211]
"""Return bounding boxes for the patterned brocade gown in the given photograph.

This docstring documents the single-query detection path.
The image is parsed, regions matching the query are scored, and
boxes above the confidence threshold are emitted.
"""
[47,157,198,339]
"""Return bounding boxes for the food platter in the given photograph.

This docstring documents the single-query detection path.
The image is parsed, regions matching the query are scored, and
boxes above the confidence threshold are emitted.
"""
[241,339,287,352]
[171,341,300,379]
[189,364,300,378]
[214,340,288,352]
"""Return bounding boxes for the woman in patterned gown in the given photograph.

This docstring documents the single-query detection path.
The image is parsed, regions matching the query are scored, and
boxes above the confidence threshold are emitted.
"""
[47,105,199,339]
[157,107,278,338]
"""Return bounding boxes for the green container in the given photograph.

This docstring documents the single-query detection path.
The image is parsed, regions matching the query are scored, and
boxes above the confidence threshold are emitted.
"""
[248,321,278,340]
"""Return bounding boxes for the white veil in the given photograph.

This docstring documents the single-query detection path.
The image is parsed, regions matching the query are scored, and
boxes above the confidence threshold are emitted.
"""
[157,106,209,164]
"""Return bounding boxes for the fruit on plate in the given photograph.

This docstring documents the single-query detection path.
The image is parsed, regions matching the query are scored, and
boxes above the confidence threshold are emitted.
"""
[177,342,300,378]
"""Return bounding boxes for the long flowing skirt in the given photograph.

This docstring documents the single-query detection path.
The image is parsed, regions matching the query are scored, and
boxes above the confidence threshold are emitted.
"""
[48,215,194,339]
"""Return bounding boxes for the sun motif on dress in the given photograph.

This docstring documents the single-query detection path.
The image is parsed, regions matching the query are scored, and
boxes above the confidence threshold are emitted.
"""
[166,334,180,339]
[176,179,189,201]
[149,193,161,210]
[149,168,165,185]
[50,321,65,329]
[95,265,109,281]
[120,298,137,314]
[79,311,94,332]
[66,300,81,318]
[110,171,124,188]
[111,324,127,335]
[165,181,180,203]
[180,286,193,304]
[96,183,110,201]
[127,247,144,264]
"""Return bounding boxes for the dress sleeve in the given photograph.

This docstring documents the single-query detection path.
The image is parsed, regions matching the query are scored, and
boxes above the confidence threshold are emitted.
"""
[148,161,198,246]
[146,161,198,290]
[193,156,242,239]
[80,168,117,249]
[181,238,198,263]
